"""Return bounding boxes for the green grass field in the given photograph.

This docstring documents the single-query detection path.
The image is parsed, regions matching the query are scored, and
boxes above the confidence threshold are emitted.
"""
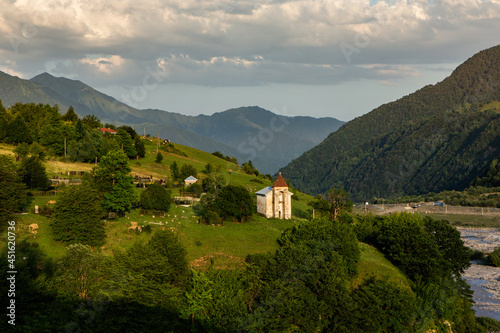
[355,243,412,289]
[418,213,500,228]
[2,140,409,287]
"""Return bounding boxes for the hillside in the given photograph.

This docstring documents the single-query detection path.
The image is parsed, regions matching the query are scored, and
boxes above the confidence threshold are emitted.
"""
[281,45,500,201]
[1,138,491,332]
[29,74,344,174]
[0,71,343,174]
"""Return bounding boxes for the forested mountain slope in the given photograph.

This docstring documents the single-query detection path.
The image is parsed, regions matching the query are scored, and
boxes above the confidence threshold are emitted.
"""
[280,45,500,201]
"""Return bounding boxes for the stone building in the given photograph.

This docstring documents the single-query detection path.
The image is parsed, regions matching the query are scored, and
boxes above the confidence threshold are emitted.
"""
[256,173,293,219]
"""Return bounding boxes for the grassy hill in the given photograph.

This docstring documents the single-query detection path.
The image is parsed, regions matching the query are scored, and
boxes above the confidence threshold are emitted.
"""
[1,140,411,289]
[281,45,500,201]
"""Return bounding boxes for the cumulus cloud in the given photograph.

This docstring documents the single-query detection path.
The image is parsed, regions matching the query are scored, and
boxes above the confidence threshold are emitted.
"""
[0,0,498,87]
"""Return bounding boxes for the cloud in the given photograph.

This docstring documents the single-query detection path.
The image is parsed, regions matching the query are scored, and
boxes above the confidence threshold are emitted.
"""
[79,55,126,74]
[0,0,497,88]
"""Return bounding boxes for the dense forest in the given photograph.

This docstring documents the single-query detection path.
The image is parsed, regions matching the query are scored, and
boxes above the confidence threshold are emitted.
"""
[281,45,500,201]
[0,101,145,163]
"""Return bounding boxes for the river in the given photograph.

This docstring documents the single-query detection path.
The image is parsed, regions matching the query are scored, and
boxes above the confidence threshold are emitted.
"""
[458,228,500,321]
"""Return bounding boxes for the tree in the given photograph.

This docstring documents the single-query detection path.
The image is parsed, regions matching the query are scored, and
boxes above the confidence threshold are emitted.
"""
[155,152,163,163]
[6,115,32,144]
[170,161,180,180]
[51,244,105,299]
[92,150,136,214]
[14,142,30,160]
[140,184,172,211]
[51,184,106,246]
[423,217,471,277]
[104,229,189,306]
[202,163,225,192]
[488,247,500,267]
[135,137,146,158]
[212,185,253,222]
[19,156,50,190]
[346,278,416,332]
[308,187,353,221]
[179,163,197,181]
[117,128,137,158]
[62,106,79,122]
[39,114,65,155]
[242,160,259,176]
[104,123,117,130]
[375,213,445,282]
[82,114,103,129]
[118,125,139,140]
[29,142,45,160]
[0,155,32,231]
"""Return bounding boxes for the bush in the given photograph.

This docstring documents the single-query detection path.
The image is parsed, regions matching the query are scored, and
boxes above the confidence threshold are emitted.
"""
[184,183,203,197]
[212,185,253,222]
[203,210,221,225]
[155,152,163,163]
[487,247,500,267]
[140,184,171,212]
[469,249,485,261]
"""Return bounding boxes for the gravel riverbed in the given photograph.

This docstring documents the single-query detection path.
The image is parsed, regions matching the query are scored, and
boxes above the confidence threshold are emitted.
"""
[458,227,500,320]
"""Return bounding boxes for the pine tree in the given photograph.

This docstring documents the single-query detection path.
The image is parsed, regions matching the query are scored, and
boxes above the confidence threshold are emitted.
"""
[62,106,79,122]
[155,152,163,163]
[6,115,32,144]
[0,155,32,231]
[135,136,146,158]
[19,156,50,190]
[117,128,137,158]
[170,161,179,180]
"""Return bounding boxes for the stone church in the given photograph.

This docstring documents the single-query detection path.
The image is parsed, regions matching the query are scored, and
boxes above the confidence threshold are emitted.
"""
[256,173,293,219]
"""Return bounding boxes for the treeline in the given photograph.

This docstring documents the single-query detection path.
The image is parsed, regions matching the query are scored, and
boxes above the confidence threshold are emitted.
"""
[373,186,500,208]
[0,101,145,162]
[3,213,500,332]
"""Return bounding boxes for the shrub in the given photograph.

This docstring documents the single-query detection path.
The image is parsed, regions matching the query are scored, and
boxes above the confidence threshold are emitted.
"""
[487,247,500,267]
[140,184,171,212]
[203,210,221,225]
[155,152,163,163]
[212,185,253,222]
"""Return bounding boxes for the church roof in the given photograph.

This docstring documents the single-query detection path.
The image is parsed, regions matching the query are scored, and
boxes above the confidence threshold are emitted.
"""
[272,172,288,188]
[256,186,272,196]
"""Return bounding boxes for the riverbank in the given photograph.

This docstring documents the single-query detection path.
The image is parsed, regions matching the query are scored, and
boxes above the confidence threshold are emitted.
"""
[458,227,500,321]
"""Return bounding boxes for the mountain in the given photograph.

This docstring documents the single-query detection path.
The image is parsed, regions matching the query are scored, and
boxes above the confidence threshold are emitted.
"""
[0,71,91,114]
[280,45,500,201]
[28,74,344,173]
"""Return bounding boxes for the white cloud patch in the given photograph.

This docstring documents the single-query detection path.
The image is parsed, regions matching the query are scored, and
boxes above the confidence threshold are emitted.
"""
[79,55,126,74]
[0,0,497,87]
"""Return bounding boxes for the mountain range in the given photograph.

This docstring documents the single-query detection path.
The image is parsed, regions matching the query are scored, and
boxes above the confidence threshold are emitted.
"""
[0,71,344,174]
[280,45,500,201]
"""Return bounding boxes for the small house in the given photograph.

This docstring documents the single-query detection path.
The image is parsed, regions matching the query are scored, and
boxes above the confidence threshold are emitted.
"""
[99,128,117,135]
[184,176,198,186]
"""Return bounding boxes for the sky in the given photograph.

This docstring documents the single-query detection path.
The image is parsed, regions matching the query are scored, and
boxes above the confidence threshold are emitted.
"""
[0,0,499,121]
